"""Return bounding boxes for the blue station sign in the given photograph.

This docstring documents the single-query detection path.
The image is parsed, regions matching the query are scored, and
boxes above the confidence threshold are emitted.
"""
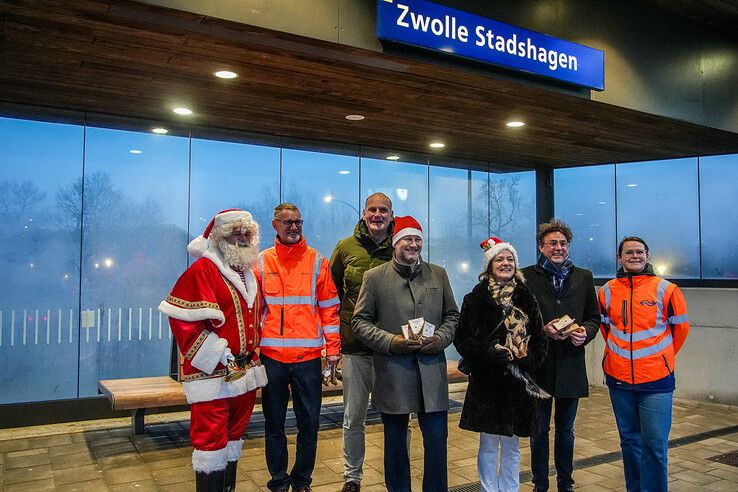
[377,0,605,91]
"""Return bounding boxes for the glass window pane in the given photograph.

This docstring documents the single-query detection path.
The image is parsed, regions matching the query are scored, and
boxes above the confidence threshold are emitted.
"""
[700,154,738,279]
[361,157,429,236]
[616,158,699,278]
[0,117,83,403]
[487,171,538,268]
[78,127,190,397]
[555,165,617,276]
[190,138,280,243]
[429,165,486,301]
[282,149,360,258]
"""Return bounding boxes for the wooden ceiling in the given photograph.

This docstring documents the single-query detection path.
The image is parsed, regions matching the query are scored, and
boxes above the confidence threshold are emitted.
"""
[2,0,738,169]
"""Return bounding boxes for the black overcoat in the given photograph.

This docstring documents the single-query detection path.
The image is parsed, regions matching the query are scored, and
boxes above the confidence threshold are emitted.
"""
[520,264,600,398]
[454,279,547,437]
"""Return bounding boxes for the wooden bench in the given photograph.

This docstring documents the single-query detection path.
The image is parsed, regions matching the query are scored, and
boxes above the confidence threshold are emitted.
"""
[99,360,467,434]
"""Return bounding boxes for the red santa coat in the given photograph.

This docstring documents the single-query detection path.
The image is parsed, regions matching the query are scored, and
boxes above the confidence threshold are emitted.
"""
[158,236,268,404]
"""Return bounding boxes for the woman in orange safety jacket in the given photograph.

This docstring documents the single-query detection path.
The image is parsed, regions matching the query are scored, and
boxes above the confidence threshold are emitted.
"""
[598,236,689,492]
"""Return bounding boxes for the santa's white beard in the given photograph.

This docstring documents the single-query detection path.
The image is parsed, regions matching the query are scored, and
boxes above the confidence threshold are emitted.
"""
[218,240,259,270]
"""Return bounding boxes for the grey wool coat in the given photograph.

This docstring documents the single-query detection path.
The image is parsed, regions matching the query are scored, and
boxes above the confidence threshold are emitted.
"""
[352,259,459,414]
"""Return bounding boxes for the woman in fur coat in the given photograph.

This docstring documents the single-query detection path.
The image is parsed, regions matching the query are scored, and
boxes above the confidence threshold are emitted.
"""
[454,237,548,492]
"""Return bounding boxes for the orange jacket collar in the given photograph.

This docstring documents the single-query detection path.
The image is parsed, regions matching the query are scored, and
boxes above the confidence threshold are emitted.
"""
[274,234,307,257]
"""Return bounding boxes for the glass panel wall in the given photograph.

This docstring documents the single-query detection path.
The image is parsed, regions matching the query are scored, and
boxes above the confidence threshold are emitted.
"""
[699,154,738,279]
[0,117,83,404]
[616,158,699,278]
[283,149,360,258]
[78,128,190,396]
[556,156,735,279]
[1,114,543,404]
[190,138,280,248]
[554,165,617,275]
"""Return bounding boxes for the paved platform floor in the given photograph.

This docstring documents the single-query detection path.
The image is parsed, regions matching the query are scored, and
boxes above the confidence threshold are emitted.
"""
[1,384,737,491]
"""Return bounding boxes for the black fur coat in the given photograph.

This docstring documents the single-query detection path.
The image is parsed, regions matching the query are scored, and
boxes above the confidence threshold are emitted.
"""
[453,278,547,437]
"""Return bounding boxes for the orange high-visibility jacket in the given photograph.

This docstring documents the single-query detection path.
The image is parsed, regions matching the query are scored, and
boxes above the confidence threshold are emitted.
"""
[598,269,689,385]
[255,236,341,363]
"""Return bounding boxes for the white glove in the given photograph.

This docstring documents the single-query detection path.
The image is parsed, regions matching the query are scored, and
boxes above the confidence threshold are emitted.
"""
[220,347,234,366]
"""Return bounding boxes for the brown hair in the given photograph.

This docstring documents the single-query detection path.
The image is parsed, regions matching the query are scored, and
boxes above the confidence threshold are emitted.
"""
[617,236,649,256]
[273,203,300,219]
[536,218,573,245]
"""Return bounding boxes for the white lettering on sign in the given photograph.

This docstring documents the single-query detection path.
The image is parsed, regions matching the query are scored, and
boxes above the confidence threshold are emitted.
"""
[395,3,578,72]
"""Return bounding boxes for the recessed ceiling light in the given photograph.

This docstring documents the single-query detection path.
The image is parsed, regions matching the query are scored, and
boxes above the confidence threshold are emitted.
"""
[173,107,193,115]
[338,170,351,175]
[345,114,365,121]
[597,201,606,205]
[129,149,143,155]
[214,70,238,79]
[627,183,638,187]
[506,121,525,128]
[386,155,400,161]
[429,142,445,149]
[151,127,168,134]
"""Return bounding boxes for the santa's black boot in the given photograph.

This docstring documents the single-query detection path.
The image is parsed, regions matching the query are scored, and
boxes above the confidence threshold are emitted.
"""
[224,460,238,492]
[195,469,225,492]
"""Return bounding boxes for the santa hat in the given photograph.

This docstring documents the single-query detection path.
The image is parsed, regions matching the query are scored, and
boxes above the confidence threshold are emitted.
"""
[480,236,519,272]
[203,209,258,239]
[392,215,423,246]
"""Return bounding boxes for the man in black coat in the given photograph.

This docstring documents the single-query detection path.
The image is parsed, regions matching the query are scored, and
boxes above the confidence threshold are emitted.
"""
[521,219,599,492]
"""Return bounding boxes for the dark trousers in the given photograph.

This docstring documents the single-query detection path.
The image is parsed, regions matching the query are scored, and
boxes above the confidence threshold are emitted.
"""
[530,397,579,491]
[261,354,322,491]
[381,411,448,492]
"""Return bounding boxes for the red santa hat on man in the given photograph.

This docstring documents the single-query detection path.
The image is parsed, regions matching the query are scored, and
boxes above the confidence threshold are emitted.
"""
[480,236,519,273]
[392,215,423,246]
[188,208,260,258]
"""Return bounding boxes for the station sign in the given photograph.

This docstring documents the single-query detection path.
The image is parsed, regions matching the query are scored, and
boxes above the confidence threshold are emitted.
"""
[377,0,605,90]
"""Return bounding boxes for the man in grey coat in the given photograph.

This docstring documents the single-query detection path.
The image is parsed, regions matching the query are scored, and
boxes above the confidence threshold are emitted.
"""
[352,215,459,492]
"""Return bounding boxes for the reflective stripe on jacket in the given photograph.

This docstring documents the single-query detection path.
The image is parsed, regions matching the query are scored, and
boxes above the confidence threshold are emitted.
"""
[256,236,341,363]
[598,267,689,385]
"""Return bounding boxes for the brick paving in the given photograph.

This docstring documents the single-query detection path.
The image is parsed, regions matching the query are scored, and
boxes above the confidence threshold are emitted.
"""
[1,384,737,491]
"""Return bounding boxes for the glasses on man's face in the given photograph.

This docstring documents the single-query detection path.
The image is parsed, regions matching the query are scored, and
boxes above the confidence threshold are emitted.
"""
[279,219,303,228]
[545,240,569,248]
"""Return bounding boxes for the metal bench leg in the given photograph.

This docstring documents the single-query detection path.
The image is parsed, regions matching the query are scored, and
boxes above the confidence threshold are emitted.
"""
[132,408,146,434]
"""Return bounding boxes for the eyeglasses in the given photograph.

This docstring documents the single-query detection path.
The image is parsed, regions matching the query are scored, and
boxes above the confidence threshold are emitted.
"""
[545,240,569,248]
[278,219,303,227]
[622,249,647,256]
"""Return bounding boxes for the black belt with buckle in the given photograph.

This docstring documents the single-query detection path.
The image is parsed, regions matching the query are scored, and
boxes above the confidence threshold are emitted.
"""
[234,352,253,368]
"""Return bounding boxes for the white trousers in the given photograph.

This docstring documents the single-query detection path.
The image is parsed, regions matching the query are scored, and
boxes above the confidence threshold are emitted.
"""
[478,433,520,492]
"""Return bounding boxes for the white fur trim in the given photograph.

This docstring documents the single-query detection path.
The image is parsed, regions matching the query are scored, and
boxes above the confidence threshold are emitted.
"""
[192,447,228,473]
[392,227,423,246]
[214,210,255,229]
[226,439,244,462]
[157,301,225,327]
[183,364,268,404]
[186,236,258,309]
[482,243,519,273]
[191,332,228,374]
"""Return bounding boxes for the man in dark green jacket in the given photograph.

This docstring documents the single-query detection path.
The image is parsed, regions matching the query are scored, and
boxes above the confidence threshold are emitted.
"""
[521,219,600,492]
[329,192,394,492]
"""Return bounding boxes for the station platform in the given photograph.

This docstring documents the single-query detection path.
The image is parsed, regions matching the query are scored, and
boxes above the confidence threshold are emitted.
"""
[1,383,737,491]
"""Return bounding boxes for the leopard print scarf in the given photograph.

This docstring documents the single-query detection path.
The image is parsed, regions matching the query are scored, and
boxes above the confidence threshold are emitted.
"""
[487,277,529,351]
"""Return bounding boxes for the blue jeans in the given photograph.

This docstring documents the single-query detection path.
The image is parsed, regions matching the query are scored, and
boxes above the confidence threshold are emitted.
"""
[608,387,673,492]
[381,411,448,492]
[530,397,578,491]
[261,354,323,491]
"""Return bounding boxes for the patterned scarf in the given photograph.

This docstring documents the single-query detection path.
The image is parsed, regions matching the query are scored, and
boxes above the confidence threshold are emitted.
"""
[487,277,528,341]
[537,252,574,296]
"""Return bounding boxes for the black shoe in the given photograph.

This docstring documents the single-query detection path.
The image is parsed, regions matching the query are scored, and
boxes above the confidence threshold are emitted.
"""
[224,460,237,492]
[195,469,225,492]
[341,482,361,492]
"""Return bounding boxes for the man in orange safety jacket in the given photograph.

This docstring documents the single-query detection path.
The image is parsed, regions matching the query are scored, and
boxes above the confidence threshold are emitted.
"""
[598,236,689,492]
[255,202,341,492]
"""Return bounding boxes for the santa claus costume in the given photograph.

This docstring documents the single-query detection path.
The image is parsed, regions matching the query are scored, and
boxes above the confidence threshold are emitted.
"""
[159,209,268,491]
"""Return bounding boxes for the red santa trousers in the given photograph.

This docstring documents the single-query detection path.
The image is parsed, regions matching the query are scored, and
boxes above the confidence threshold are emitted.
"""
[189,389,257,471]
